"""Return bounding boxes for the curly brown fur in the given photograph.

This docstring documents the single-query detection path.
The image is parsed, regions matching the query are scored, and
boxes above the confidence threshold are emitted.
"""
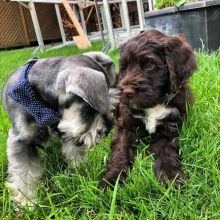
[99,30,197,188]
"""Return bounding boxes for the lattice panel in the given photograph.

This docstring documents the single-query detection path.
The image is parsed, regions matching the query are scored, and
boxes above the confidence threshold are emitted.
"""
[23,3,61,42]
[0,2,29,48]
[0,2,61,49]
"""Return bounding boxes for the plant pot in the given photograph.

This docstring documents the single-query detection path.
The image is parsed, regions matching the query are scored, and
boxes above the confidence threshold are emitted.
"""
[144,0,220,51]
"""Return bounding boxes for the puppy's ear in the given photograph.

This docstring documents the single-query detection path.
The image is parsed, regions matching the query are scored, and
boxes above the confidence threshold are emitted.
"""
[83,51,116,87]
[62,68,110,114]
[164,37,197,92]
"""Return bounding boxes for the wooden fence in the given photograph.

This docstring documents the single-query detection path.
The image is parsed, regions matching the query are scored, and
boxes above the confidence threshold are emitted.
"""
[0,1,61,48]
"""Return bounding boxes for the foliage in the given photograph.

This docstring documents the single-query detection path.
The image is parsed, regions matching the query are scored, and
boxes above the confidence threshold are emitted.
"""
[155,0,189,9]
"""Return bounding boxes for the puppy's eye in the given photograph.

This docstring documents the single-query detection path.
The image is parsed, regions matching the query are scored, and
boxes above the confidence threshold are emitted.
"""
[145,62,155,70]
[97,130,102,135]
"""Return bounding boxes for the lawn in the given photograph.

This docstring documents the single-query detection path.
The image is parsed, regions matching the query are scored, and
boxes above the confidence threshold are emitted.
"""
[1,42,220,219]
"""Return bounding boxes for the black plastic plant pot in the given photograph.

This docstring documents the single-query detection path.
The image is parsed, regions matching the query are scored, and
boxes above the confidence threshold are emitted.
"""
[144,0,220,51]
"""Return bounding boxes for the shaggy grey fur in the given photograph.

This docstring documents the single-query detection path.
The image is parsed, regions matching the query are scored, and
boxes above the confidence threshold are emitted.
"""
[2,51,119,208]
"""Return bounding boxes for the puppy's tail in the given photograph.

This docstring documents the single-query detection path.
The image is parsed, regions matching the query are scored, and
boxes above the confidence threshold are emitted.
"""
[109,88,120,111]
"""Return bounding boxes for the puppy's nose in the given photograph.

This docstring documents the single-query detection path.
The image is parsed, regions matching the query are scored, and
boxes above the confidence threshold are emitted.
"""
[123,87,134,97]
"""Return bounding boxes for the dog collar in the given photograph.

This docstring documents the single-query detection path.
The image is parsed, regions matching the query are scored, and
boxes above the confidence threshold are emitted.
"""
[8,58,61,126]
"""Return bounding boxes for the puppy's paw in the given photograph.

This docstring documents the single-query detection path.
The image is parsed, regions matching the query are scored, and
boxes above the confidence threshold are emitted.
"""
[98,171,127,190]
[155,160,187,187]
[157,169,187,188]
[98,179,112,190]
[65,152,87,168]
[6,181,36,210]
[68,157,85,168]
[62,142,87,168]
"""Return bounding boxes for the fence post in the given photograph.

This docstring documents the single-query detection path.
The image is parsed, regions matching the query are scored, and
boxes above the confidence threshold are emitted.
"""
[136,0,145,31]
[55,3,67,44]
[103,0,116,49]
[28,0,44,51]
[121,0,131,37]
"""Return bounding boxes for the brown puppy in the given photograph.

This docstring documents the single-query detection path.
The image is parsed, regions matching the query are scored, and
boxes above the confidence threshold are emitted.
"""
[100,30,197,188]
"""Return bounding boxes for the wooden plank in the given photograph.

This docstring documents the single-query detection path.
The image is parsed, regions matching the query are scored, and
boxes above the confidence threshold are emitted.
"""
[17,1,30,9]
[100,5,107,31]
[136,0,145,31]
[153,0,156,9]
[55,3,67,43]
[12,0,77,3]
[77,0,94,9]
[62,0,91,49]
[28,0,44,50]
[12,0,139,4]
[79,8,87,34]
[94,0,105,46]
[121,0,131,37]
[103,0,116,49]
[148,0,153,11]
[119,3,125,29]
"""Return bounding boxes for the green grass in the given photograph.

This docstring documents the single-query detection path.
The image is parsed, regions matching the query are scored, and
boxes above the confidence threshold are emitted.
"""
[1,42,220,219]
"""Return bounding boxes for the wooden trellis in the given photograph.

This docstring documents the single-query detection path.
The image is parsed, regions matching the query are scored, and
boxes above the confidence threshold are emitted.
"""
[9,0,149,50]
[0,1,61,48]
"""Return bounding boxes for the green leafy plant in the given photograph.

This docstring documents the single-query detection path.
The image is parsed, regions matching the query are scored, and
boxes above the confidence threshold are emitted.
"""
[155,0,188,9]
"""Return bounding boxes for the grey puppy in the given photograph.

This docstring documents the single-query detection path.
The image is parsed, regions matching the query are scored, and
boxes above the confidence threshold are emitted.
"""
[2,51,119,207]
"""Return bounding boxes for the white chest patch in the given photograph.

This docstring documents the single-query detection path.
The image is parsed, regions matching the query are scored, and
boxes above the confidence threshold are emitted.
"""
[144,104,178,134]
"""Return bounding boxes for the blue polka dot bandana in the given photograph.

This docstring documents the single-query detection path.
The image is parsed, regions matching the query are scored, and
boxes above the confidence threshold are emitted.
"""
[8,58,61,126]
